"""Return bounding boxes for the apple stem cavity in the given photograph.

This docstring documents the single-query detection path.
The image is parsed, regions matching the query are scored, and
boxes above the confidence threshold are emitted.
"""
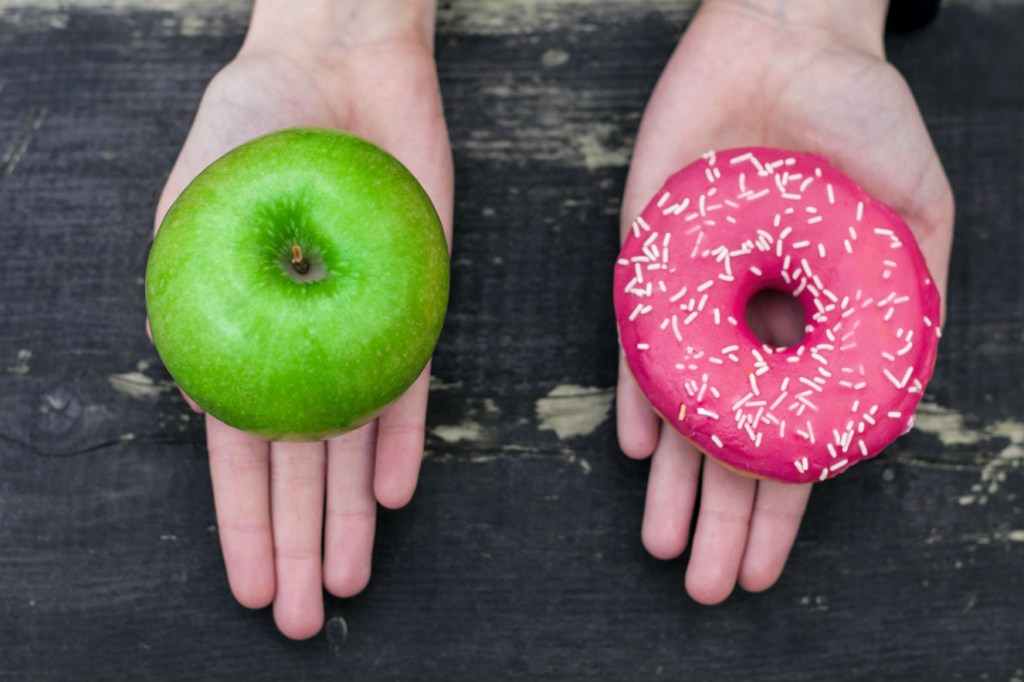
[291,244,310,275]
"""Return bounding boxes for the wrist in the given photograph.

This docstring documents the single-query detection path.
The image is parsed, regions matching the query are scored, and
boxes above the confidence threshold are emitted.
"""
[242,0,437,57]
[700,0,889,57]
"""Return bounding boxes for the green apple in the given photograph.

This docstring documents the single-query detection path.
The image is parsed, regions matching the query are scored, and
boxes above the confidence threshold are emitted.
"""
[145,127,449,441]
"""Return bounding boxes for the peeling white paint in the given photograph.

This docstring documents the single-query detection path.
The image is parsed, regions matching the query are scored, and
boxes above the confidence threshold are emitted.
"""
[913,400,1024,506]
[431,420,485,444]
[108,371,172,399]
[540,48,569,68]
[536,384,613,440]
[429,375,463,391]
[6,349,31,375]
[575,125,630,171]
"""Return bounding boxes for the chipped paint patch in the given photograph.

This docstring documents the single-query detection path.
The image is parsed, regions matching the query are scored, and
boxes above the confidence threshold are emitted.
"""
[913,401,986,445]
[429,375,464,391]
[431,420,485,444]
[575,124,630,171]
[541,48,570,68]
[6,349,31,374]
[961,526,1024,545]
[536,385,613,439]
[108,371,172,399]
[913,400,1024,506]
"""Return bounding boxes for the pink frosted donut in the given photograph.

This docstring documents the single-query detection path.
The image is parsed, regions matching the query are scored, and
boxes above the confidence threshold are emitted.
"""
[614,147,941,483]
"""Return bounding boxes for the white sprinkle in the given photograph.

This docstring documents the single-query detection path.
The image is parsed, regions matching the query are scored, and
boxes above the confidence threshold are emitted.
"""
[807,216,823,225]
[711,435,724,448]
[697,279,714,293]
[858,440,868,456]
[827,443,837,459]
[747,189,770,201]
[888,411,902,418]
[749,373,760,396]
[657,192,670,208]
[829,459,848,472]
[826,184,835,204]
[849,226,858,240]
[672,315,682,341]
[856,202,864,222]
[732,392,754,411]
[713,308,721,325]
[792,240,811,249]
[636,216,652,232]
[637,343,649,350]
[882,352,896,362]
[683,311,699,325]
[697,407,720,420]
[799,377,823,392]
[750,266,763,276]
[883,369,902,388]
[629,304,643,321]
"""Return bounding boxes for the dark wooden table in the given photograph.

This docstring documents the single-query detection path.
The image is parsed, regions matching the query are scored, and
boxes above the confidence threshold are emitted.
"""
[1,1,1021,679]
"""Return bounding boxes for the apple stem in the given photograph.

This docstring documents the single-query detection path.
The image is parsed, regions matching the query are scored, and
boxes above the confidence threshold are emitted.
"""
[291,244,309,275]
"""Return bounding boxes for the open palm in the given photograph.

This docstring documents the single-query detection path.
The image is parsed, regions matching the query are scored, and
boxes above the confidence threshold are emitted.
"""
[618,1,953,603]
[153,35,452,639]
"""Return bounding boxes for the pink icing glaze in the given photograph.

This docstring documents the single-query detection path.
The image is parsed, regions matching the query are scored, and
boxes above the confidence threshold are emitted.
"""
[614,147,941,483]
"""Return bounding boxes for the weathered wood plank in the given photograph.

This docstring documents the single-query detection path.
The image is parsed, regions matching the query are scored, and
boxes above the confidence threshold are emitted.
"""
[0,1,1021,680]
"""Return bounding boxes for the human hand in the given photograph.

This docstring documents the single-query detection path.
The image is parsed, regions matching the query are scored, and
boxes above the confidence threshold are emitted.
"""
[617,0,953,603]
[152,0,452,639]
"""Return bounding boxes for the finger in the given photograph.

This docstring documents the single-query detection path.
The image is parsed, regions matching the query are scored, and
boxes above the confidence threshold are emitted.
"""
[641,426,702,559]
[738,480,812,593]
[324,422,378,598]
[206,414,274,609]
[270,440,327,640]
[616,351,661,459]
[178,389,204,413]
[374,363,430,509]
[685,457,757,605]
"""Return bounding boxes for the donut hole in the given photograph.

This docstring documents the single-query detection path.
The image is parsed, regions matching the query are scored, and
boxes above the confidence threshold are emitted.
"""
[744,288,807,349]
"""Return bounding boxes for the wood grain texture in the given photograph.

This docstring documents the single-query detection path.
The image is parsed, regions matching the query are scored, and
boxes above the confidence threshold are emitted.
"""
[0,1,1021,680]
